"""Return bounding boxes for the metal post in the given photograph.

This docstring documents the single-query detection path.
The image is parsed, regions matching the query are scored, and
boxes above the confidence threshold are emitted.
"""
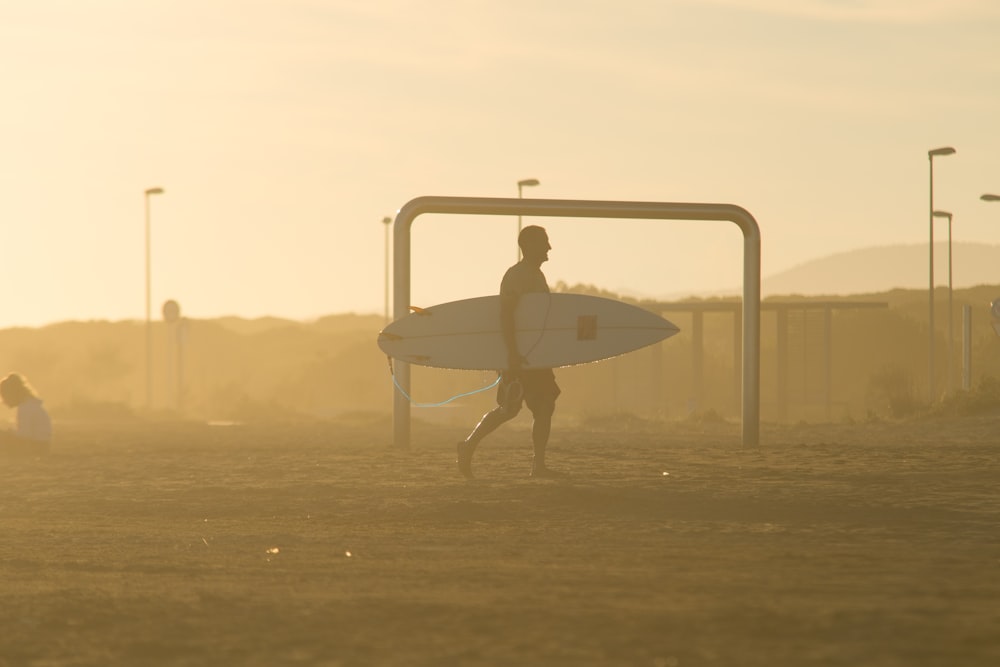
[933,210,954,394]
[928,156,935,401]
[963,305,971,391]
[177,319,186,412]
[382,216,392,325]
[824,306,833,421]
[776,307,788,422]
[145,195,151,409]
[733,304,742,416]
[144,187,164,410]
[948,214,953,392]
[691,310,704,413]
[516,179,539,262]
[927,147,955,400]
[391,197,762,448]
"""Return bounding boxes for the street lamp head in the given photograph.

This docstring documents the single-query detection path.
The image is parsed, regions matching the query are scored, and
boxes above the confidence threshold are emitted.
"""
[928,146,956,158]
[145,187,164,196]
[982,194,1000,202]
[382,216,392,225]
[517,178,540,188]
[932,210,952,220]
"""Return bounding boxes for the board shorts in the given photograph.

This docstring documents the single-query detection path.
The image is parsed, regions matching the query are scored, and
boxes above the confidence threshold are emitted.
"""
[497,369,560,416]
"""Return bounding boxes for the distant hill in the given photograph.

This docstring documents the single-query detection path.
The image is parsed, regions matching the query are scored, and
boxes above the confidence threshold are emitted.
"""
[213,313,382,336]
[762,242,1000,297]
[213,316,303,335]
[6,283,1000,424]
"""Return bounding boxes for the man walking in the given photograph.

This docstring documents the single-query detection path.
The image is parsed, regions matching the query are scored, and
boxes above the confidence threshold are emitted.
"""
[456,225,563,479]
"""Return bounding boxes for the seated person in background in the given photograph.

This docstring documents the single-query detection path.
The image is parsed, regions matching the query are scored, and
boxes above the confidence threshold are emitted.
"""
[0,373,52,453]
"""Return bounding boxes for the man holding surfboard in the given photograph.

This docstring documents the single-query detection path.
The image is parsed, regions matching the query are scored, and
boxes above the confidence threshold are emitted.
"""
[457,225,564,479]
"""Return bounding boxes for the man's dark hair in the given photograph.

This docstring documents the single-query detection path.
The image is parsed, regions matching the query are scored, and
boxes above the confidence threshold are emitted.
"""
[518,225,547,251]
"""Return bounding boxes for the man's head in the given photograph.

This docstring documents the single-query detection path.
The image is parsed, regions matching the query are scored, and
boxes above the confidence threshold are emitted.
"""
[518,225,550,264]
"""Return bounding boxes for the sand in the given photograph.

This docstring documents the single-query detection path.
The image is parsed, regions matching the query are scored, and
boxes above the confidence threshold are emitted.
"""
[1,415,998,666]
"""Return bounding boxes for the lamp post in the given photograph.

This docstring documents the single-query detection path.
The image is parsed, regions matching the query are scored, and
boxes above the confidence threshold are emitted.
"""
[928,146,955,401]
[982,194,1000,202]
[934,210,954,392]
[382,216,392,324]
[144,186,165,410]
[516,178,540,261]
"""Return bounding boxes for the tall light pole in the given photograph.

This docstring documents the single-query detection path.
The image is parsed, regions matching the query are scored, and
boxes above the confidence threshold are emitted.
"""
[934,210,954,393]
[144,186,165,410]
[516,178,540,261]
[928,146,955,401]
[382,216,392,324]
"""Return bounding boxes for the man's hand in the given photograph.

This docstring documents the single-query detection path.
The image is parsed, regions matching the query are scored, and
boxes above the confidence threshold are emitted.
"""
[506,352,527,376]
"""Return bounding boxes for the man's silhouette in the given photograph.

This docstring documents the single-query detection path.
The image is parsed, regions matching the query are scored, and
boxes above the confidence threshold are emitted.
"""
[457,225,563,479]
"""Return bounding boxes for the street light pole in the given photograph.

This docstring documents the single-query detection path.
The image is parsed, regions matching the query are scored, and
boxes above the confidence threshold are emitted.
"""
[516,178,540,262]
[934,210,954,393]
[144,187,165,411]
[382,216,392,324]
[928,146,955,401]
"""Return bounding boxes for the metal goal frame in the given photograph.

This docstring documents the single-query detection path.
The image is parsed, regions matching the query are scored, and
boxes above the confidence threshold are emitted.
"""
[390,196,762,447]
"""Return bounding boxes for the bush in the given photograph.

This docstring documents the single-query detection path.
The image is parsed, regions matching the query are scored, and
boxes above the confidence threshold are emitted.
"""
[867,364,925,418]
[932,376,1000,417]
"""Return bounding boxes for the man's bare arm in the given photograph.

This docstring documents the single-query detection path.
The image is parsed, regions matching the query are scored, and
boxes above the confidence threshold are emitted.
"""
[500,293,523,373]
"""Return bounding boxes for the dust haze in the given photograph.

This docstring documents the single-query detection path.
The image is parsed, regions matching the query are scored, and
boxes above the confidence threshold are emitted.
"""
[3,280,1000,664]
[6,283,1000,426]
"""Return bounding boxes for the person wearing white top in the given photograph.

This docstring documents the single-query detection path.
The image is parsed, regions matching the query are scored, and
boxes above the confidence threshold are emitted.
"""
[0,372,52,453]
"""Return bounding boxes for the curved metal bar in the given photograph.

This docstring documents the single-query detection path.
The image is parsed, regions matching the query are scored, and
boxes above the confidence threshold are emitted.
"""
[392,196,761,447]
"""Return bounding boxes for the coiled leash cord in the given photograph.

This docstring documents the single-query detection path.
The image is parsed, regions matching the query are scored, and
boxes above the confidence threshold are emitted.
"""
[384,292,551,408]
[386,356,501,408]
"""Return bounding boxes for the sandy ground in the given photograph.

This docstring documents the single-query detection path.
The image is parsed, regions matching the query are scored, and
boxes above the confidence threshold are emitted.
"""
[1,414,998,666]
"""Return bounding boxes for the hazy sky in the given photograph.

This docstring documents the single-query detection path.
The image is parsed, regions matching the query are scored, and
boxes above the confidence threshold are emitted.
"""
[2,0,998,327]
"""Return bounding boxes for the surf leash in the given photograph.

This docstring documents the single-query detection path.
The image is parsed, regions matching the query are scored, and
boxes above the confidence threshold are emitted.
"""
[385,356,501,408]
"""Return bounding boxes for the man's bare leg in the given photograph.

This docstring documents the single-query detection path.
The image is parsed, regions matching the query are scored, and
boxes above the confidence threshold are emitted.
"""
[457,407,514,479]
[530,410,565,478]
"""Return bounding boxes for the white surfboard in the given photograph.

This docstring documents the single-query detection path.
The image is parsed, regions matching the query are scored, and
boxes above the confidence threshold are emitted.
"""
[377,293,680,370]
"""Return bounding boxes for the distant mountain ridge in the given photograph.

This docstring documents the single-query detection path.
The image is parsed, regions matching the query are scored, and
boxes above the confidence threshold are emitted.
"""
[762,242,1000,297]
[618,242,1000,301]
